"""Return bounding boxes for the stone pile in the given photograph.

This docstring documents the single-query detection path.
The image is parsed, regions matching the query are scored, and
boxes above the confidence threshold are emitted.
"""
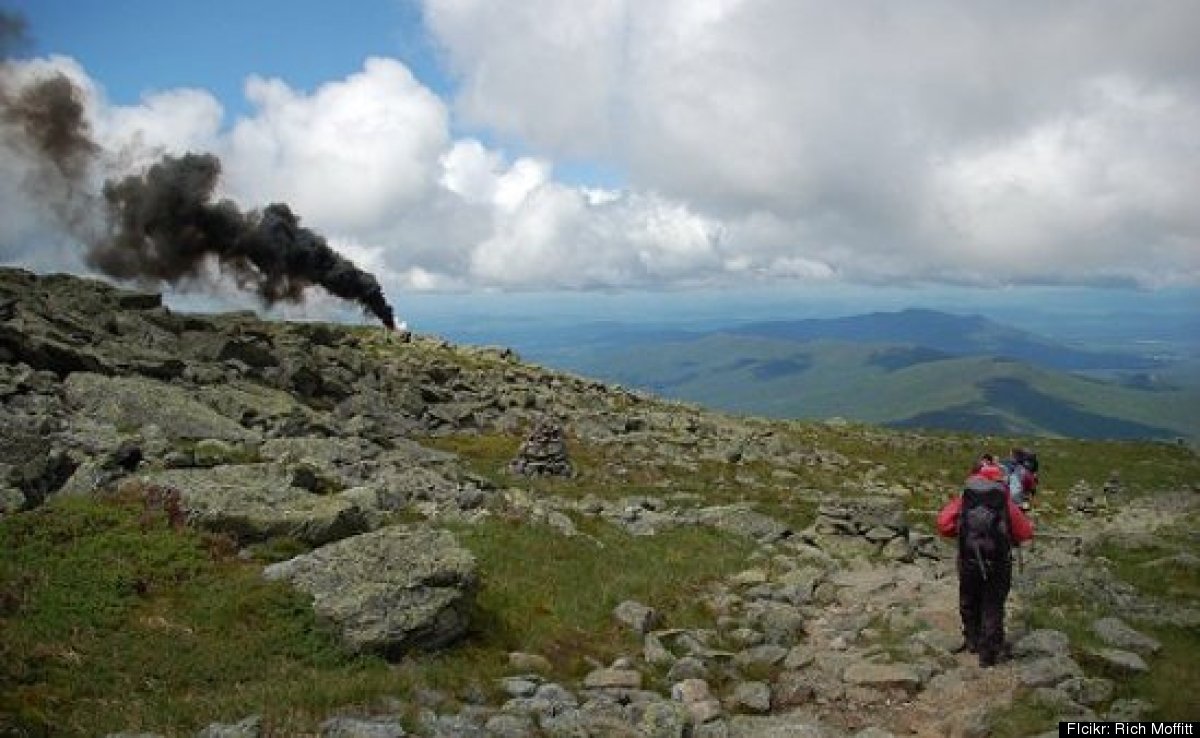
[508,418,574,477]
[809,497,929,562]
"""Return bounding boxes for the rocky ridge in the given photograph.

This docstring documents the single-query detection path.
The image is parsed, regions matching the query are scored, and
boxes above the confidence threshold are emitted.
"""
[2,267,1197,737]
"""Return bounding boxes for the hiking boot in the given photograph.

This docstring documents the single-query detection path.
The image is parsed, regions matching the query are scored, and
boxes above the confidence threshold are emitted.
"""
[978,651,997,668]
[952,639,978,654]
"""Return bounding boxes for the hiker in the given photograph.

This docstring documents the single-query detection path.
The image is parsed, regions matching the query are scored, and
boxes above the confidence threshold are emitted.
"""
[937,462,1034,667]
[1001,447,1039,510]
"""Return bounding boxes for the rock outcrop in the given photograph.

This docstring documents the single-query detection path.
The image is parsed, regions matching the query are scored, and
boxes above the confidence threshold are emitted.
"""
[263,525,478,656]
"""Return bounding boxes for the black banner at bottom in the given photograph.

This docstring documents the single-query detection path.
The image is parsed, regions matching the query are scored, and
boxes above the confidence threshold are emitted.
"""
[1060,723,1198,736]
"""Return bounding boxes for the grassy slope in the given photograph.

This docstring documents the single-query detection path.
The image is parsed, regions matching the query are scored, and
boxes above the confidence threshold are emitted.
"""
[589,334,1200,439]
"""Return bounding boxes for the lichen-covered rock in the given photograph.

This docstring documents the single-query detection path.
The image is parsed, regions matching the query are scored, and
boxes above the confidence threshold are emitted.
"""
[1090,617,1161,655]
[132,465,368,545]
[64,373,252,442]
[698,505,791,543]
[264,525,477,656]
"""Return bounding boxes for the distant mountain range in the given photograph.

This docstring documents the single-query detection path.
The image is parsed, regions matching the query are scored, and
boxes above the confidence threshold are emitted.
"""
[549,309,1200,441]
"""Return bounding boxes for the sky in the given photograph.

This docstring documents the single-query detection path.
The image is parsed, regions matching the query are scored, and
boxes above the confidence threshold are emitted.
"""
[2,0,1199,328]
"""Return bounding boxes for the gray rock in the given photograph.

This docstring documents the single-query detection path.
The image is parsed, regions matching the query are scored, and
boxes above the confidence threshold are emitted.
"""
[727,715,838,737]
[484,713,536,738]
[64,373,252,442]
[753,602,805,645]
[1057,676,1115,706]
[1091,617,1161,655]
[263,525,477,656]
[733,644,789,671]
[133,465,368,545]
[1029,687,1090,718]
[698,505,791,543]
[195,715,262,738]
[319,716,407,737]
[645,632,676,667]
[842,662,922,690]
[500,677,541,698]
[771,671,816,709]
[1106,698,1154,721]
[582,668,642,690]
[639,701,690,738]
[1012,629,1072,658]
[1018,655,1084,688]
[667,656,709,682]
[1085,647,1149,674]
[419,712,487,738]
[0,485,25,513]
[614,600,659,634]
[730,681,772,713]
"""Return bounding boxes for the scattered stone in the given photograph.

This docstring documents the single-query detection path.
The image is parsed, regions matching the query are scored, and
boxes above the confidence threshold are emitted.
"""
[730,681,772,714]
[583,667,642,690]
[1091,617,1161,655]
[639,701,690,738]
[614,600,660,634]
[1019,655,1084,688]
[667,656,709,682]
[1058,676,1115,706]
[1084,647,1149,675]
[842,662,922,691]
[195,715,262,738]
[319,716,407,737]
[1012,629,1072,658]
[508,652,552,673]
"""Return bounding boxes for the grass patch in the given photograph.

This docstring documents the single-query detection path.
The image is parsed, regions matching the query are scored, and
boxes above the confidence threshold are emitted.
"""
[449,516,754,679]
[0,495,399,737]
[1094,522,1200,603]
[987,693,1062,738]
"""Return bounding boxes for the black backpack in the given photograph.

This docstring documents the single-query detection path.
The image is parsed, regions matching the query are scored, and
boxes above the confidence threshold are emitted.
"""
[958,480,1011,577]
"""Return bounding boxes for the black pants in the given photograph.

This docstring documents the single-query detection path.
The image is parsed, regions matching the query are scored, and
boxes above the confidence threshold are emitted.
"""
[958,554,1012,665]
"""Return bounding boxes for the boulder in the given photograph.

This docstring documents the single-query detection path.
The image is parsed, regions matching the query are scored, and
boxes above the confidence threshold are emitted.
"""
[263,525,478,656]
[64,373,252,442]
[698,505,791,543]
[842,662,923,691]
[1091,617,1161,655]
[132,465,368,545]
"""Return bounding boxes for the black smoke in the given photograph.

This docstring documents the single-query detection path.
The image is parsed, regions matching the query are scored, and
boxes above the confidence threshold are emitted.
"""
[1,11,99,233]
[95,153,395,328]
[1,29,397,328]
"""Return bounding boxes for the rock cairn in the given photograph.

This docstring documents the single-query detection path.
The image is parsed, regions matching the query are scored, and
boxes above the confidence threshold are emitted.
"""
[509,418,573,477]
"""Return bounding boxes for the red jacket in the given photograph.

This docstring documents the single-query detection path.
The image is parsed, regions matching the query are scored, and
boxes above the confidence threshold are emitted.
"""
[937,476,1034,543]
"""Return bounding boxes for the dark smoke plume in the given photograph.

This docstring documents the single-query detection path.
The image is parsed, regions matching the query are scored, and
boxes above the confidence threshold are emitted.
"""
[94,153,396,328]
[1,40,396,328]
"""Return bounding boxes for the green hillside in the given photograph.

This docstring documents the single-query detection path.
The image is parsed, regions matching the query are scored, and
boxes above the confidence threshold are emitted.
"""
[587,334,1200,440]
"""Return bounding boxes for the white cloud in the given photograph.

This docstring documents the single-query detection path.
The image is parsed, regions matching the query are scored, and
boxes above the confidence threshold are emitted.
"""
[424,0,1200,288]
[222,57,449,234]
